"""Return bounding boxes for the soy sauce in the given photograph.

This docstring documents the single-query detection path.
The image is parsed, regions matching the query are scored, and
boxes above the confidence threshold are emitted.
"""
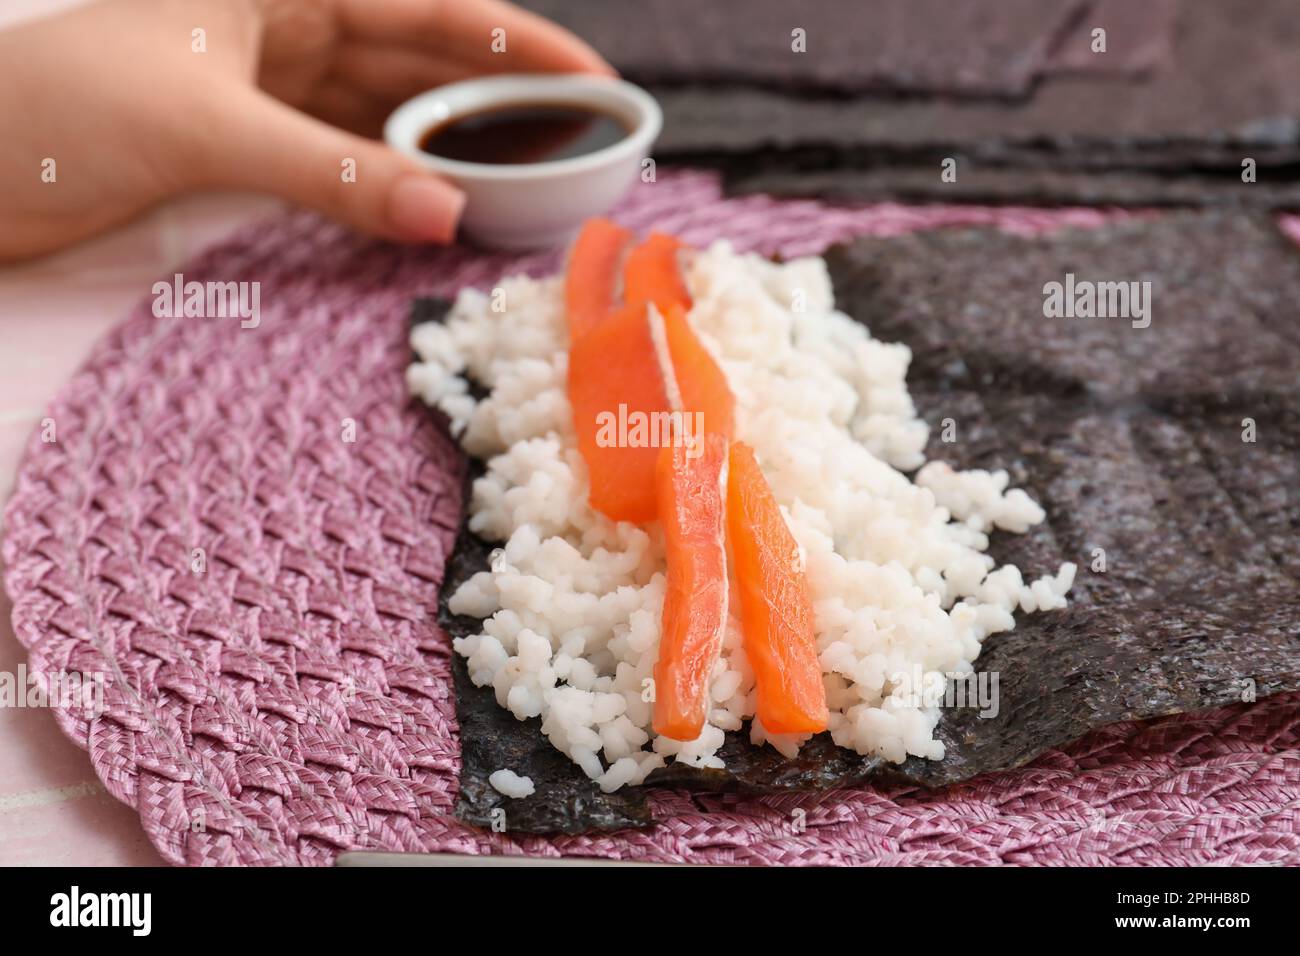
[419,102,630,165]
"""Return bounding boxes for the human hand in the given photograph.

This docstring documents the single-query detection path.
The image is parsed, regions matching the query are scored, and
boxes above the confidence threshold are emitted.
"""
[0,0,612,261]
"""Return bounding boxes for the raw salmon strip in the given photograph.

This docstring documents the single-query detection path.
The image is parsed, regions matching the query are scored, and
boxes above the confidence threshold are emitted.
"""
[653,434,730,740]
[624,232,691,315]
[565,218,632,341]
[726,441,828,735]
[567,303,670,523]
[568,298,735,524]
[660,303,734,442]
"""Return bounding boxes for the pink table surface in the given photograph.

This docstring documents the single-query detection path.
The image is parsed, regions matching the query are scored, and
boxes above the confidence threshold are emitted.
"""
[0,0,269,854]
[0,186,282,864]
[0,0,150,864]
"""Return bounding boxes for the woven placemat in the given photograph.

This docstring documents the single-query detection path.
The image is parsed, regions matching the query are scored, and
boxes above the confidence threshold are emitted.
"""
[5,170,1299,865]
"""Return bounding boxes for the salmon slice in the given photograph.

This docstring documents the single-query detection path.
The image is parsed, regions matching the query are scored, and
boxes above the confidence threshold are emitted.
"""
[568,303,670,523]
[660,303,734,442]
[653,434,730,740]
[568,298,735,524]
[624,232,691,315]
[726,441,828,735]
[565,218,632,341]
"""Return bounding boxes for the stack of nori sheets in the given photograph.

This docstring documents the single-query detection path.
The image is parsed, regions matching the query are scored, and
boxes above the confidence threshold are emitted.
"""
[520,0,1300,208]
[434,210,1300,833]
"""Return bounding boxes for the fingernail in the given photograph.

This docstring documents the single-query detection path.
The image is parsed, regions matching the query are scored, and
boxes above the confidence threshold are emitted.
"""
[388,175,466,243]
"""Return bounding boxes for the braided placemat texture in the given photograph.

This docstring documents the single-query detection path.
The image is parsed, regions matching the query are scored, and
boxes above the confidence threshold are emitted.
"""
[5,170,1299,865]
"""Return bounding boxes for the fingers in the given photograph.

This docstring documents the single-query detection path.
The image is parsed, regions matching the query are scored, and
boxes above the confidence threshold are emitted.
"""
[197,88,464,243]
[302,79,392,138]
[331,42,478,102]
[337,0,614,76]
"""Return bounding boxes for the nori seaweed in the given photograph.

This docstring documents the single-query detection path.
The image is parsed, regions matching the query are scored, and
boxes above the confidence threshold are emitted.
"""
[516,0,1088,99]
[443,518,655,832]
[644,0,1300,204]
[425,210,1300,834]
[722,163,1300,210]
[1045,0,1178,79]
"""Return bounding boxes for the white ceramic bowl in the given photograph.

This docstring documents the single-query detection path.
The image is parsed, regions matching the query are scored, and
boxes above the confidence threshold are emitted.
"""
[384,74,661,249]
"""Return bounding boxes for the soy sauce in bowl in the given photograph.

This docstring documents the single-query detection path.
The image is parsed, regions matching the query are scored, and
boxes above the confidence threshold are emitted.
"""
[385,74,662,247]
[419,102,631,166]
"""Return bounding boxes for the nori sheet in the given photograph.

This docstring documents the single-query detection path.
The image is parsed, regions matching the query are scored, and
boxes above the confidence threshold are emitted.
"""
[645,0,1300,203]
[1045,0,1178,79]
[517,0,1088,99]
[724,163,1300,210]
[426,210,1300,834]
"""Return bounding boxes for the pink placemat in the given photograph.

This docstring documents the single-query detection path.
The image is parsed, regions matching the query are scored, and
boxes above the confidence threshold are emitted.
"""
[4,170,1299,866]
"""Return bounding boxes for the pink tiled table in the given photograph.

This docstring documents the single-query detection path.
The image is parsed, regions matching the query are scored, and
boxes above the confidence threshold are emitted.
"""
[0,0,269,868]
[0,158,282,862]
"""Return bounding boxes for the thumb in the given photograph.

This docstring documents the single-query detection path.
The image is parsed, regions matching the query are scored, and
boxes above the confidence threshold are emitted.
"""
[199,89,464,243]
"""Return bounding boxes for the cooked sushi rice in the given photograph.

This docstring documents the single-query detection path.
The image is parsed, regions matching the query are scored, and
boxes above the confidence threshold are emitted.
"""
[408,239,1075,792]
[488,769,536,799]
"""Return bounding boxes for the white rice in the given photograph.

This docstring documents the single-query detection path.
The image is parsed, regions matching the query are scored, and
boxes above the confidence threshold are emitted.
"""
[488,769,536,799]
[408,239,1075,790]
